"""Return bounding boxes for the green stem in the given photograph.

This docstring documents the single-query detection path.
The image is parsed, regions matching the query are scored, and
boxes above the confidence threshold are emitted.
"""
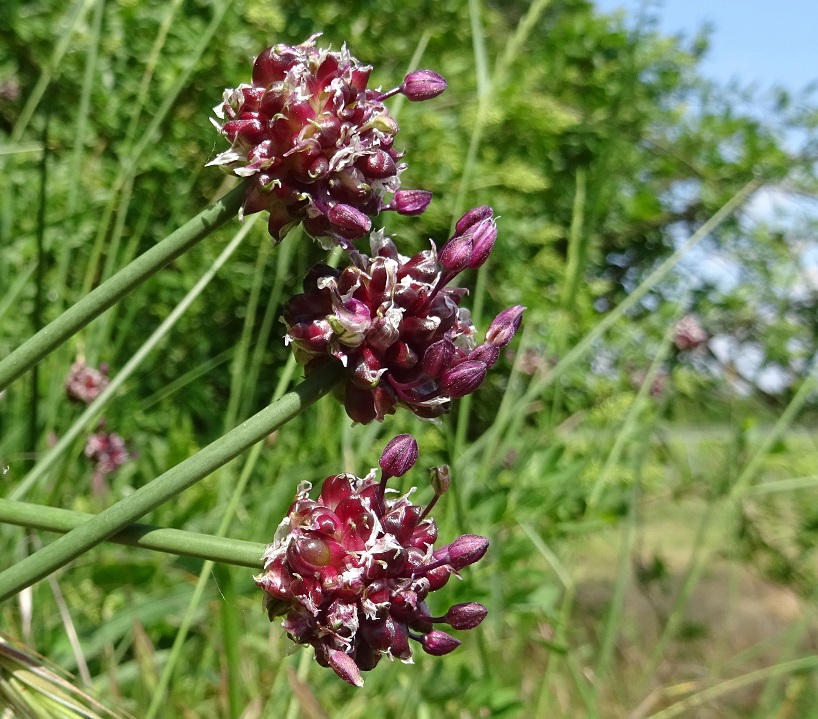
[0,499,266,569]
[0,184,245,392]
[0,363,341,603]
[214,565,242,719]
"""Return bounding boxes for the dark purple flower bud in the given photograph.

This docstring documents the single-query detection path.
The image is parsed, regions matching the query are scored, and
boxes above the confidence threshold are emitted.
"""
[485,305,526,347]
[420,630,461,656]
[345,383,380,425]
[328,649,364,687]
[422,339,456,377]
[468,343,501,368]
[366,315,401,354]
[467,217,498,269]
[357,645,381,672]
[445,602,488,630]
[444,534,490,570]
[390,189,433,216]
[439,233,473,273]
[362,150,397,179]
[379,434,419,478]
[359,618,395,653]
[286,321,333,353]
[440,360,488,399]
[389,619,413,660]
[252,47,297,85]
[400,69,448,102]
[286,535,347,576]
[455,205,493,235]
[328,204,372,239]
[425,564,452,591]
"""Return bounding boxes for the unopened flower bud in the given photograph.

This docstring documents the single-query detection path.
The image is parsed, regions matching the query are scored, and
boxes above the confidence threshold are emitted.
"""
[379,434,419,478]
[420,630,461,656]
[485,305,526,347]
[328,649,364,687]
[440,360,488,399]
[455,205,493,234]
[468,343,501,368]
[363,150,397,179]
[319,473,355,509]
[467,217,497,269]
[429,465,450,495]
[422,339,456,377]
[328,203,372,239]
[445,534,489,570]
[439,234,473,273]
[445,602,488,630]
[400,69,448,102]
[390,189,433,216]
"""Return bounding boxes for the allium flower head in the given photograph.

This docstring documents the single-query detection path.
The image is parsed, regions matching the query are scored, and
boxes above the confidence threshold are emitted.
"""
[254,436,488,687]
[282,206,525,423]
[208,34,442,248]
[65,359,109,404]
[674,314,708,351]
[84,432,130,476]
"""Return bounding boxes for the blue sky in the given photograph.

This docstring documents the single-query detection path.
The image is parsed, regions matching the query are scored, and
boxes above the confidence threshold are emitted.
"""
[594,0,818,92]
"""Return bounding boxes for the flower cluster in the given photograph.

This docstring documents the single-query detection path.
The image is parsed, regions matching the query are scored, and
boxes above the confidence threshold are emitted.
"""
[65,359,109,404]
[674,314,708,352]
[282,206,525,422]
[208,34,445,247]
[255,435,488,687]
[84,432,130,477]
[66,359,132,488]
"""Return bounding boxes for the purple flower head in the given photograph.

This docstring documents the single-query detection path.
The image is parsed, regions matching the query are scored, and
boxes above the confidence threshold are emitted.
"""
[207,35,444,249]
[674,314,708,352]
[84,432,130,476]
[282,207,525,423]
[65,359,109,404]
[254,438,488,687]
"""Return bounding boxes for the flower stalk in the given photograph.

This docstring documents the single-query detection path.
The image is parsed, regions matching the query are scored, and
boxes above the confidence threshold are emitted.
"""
[0,184,245,392]
[0,362,342,603]
[0,499,267,569]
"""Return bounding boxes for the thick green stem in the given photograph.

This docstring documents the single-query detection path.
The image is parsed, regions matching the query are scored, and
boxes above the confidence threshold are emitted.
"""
[0,184,245,392]
[0,363,341,602]
[0,499,266,569]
